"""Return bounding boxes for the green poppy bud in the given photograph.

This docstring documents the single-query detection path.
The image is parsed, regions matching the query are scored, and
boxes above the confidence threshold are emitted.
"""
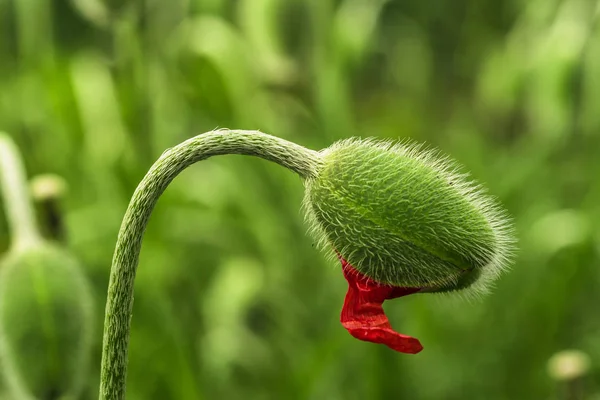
[0,243,94,400]
[304,138,515,295]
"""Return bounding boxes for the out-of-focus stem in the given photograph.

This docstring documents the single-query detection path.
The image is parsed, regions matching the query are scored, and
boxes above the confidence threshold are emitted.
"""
[0,133,43,252]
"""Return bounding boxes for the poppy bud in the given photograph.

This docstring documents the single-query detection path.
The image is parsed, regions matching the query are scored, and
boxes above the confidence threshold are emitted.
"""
[304,138,515,353]
[0,244,94,399]
[305,138,514,293]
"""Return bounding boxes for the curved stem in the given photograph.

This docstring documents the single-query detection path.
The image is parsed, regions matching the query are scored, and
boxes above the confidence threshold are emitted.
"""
[99,129,322,399]
[0,132,43,252]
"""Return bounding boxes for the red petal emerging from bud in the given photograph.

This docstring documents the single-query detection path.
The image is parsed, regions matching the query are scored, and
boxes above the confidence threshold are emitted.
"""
[339,255,423,354]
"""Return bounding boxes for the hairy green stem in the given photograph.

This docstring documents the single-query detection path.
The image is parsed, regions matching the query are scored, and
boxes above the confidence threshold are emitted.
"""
[99,129,322,399]
[0,132,43,252]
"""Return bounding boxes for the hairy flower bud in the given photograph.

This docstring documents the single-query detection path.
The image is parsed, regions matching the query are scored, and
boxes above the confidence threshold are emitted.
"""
[0,244,94,399]
[304,138,515,295]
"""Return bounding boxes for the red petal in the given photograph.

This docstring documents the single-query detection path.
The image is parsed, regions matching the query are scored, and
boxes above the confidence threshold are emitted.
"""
[338,255,423,354]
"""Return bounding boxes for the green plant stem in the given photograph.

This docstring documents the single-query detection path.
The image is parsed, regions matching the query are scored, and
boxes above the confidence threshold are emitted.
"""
[99,129,322,400]
[0,132,43,252]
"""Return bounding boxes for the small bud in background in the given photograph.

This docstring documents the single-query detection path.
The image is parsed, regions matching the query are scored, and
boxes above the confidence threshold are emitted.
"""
[30,174,68,201]
[547,349,591,400]
[30,174,68,242]
[547,350,591,382]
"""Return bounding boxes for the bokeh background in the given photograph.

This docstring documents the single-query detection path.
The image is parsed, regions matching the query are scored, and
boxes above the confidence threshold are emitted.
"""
[1,0,600,399]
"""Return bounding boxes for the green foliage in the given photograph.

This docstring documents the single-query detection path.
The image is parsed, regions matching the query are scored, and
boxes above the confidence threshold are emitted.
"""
[1,0,600,398]
[0,244,94,399]
[305,138,514,293]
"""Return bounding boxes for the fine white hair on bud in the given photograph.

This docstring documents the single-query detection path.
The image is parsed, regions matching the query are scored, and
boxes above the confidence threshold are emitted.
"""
[303,137,516,297]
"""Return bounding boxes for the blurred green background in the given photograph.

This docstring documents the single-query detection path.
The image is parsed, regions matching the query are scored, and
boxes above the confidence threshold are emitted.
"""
[1,0,600,398]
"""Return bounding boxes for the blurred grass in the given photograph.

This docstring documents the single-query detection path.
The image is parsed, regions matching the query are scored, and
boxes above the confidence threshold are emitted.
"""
[1,0,600,399]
